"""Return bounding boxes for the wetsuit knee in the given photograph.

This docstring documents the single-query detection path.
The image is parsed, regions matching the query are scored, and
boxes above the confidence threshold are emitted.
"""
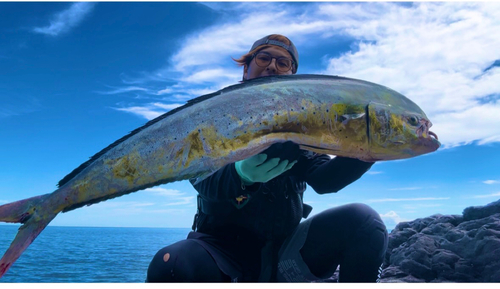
[344,203,388,258]
[301,203,388,281]
[146,239,228,282]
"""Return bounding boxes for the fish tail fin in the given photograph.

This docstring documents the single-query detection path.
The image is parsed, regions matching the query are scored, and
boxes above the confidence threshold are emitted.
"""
[0,194,56,278]
[0,194,51,223]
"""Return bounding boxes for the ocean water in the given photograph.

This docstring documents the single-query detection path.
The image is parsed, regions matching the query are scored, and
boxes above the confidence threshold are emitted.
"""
[0,225,191,283]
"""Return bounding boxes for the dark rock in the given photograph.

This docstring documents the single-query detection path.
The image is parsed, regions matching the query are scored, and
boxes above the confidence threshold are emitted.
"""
[454,259,477,282]
[484,261,500,282]
[380,198,500,283]
[463,199,500,221]
[380,265,407,279]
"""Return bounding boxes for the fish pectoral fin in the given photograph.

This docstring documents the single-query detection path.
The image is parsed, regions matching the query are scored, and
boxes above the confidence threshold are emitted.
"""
[341,113,366,125]
[0,212,57,278]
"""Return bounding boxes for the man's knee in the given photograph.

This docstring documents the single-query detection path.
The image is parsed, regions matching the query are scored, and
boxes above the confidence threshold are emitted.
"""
[146,240,226,282]
[343,203,388,258]
[320,203,387,256]
[147,241,182,282]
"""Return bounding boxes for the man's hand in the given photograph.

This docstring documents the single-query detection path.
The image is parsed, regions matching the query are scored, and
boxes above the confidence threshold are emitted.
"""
[235,141,300,185]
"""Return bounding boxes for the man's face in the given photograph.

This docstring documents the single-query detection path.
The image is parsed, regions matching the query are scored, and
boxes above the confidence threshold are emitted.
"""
[243,46,294,80]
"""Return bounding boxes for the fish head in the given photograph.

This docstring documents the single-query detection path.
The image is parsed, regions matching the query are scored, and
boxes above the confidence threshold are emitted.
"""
[367,102,440,161]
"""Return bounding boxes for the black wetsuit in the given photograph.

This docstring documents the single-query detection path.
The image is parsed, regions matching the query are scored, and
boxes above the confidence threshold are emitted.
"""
[147,143,388,282]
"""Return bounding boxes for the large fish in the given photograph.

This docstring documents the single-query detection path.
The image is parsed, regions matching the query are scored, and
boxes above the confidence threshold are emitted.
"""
[0,74,440,277]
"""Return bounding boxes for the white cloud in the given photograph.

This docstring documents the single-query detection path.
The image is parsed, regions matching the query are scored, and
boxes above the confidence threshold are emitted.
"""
[471,192,500,199]
[321,2,500,148]
[367,171,383,175]
[151,103,183,111]
[1,97,43,118]
[157,88,174,95]
[33,2,96,36]
[380,210,410,225]
[98,86,149,95]
[77,196,192,216]
[83,201,155,209]
[114,102,184,120]
[181,68,241,84]
[149,209,187,215]
[483,180,499,185]
[389,187,422,191]
[478,135,500,145]
[366,197,450,203]
[164,197,195,206]
[112,2,500,148]
[403,203,443,208]
[146,187,184,197]
[114,106,163,120]
[0,108,19,118]
[108,201,154,208]
[145,187,195,207]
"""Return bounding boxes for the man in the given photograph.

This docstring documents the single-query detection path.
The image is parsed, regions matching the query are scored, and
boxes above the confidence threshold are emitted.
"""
[147,34,388,282]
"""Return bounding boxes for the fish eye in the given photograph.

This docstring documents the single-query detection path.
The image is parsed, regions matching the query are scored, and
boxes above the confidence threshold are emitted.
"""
[408,116,419,126]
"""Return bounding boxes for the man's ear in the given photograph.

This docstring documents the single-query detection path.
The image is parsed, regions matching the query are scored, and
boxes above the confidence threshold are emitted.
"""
[242,65,248,81]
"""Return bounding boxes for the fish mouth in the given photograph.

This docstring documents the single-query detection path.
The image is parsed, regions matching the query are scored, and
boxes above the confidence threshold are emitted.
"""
[429,131,438,140]
[416,119,439,141]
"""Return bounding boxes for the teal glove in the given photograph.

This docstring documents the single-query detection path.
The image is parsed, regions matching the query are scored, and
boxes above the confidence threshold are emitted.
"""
[235,154,297,185]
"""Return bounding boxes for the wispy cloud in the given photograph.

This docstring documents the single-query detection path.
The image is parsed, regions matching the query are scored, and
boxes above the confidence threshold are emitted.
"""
[97,86,149,95]
[401,203,443,210]
[367,171,384,175]
[146,187,196,207]
[114,102,183,120]
[90,201,155,209]
[321,2,500,148]
[471,192,500,199]
[114,106,164,120]
[1,97,43,118]
[164,197,195,206]
[152,103,184,110]
[389,187,422,191]
[79,200,189,216]
[483,180,500,185]
[181,68,240,84]
[366,197,450,203]
[146,187,185,197]
[0,107,22,118]
[148,209,187,215]
[33,2,96,36]
[80,201,156,215]
[110,2,500,148]
[0,200,9,205]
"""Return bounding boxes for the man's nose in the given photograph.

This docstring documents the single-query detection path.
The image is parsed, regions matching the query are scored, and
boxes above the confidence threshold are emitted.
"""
[266,59,278,72]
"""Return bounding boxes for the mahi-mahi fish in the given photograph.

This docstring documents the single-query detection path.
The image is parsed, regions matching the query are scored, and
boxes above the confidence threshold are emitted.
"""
[0,74,440,277]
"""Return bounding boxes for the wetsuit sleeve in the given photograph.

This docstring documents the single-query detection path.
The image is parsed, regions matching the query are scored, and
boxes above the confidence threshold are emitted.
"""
[190,163,261,201]
[304,156,374,194]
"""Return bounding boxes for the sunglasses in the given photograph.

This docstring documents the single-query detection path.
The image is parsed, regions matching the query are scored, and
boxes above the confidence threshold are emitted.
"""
[252,52,294,72]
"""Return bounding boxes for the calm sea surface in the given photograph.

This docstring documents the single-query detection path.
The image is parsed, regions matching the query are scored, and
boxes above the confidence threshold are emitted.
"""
[0,225,191,283]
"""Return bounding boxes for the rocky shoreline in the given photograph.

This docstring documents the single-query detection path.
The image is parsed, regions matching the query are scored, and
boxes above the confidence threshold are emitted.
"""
[379,199,500,282]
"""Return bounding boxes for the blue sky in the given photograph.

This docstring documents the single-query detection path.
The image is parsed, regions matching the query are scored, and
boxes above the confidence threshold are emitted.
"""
[0,2,499,230]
